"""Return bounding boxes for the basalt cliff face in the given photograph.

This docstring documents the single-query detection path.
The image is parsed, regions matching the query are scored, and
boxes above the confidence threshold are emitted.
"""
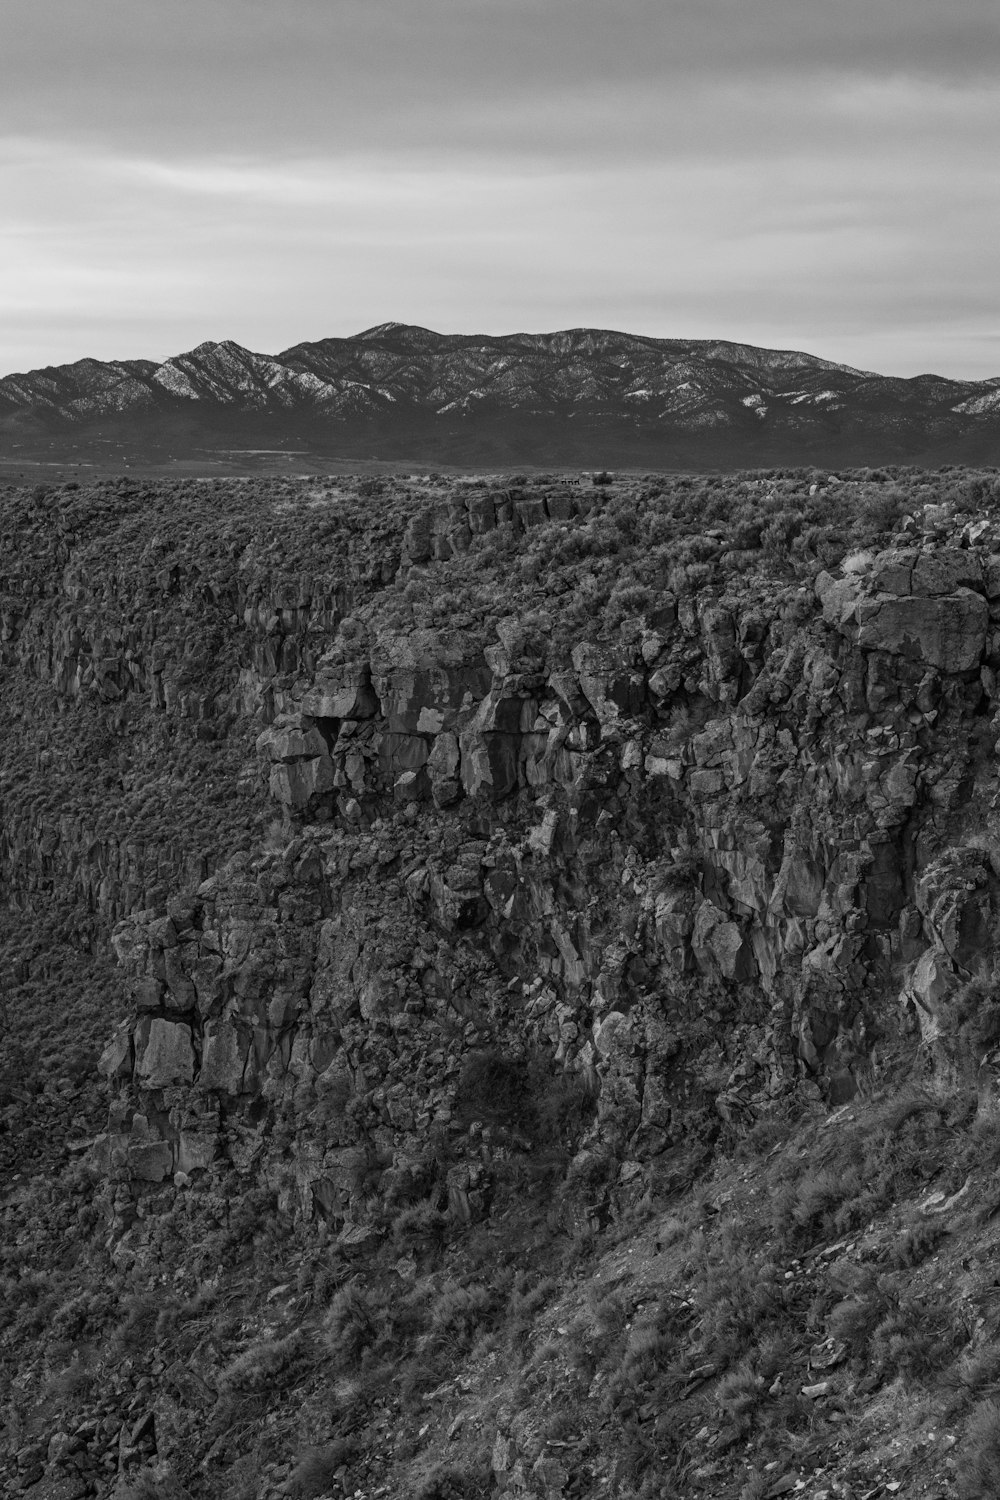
[86,476,1000,1215]
[4,466,1000,1498]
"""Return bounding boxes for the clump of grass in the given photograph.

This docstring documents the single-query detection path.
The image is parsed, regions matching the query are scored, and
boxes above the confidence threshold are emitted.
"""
[426,1282,495,1352]
[769,1163,865,1246]
[117,1469,193,1500]
[321,1283,378,1368]
[391,1201,448,1260]
[42,1353,97,1403]
[824,1262,896,1361]
[219,1328,308,1393]
[869,1292,965,1381]
[880,1091,944,1136]
[888,1217,948,1268]
[949,1347,1000,1398]
[49,1286,114,1342]
[957,1399,1000,1498]
[691,1243,784,1366]
[526,1336,562,1375]
[939,977,1000,1077]
[738,1474,769,1500]
[220,1454,260,1500]
[616,1303,679,1391]
[109,1290,162,1358]
[586,1286,629,1341]
[411,1459,492,1499]
[507,1273,560,1352]
[543,1408,578,1443]
[288,1438,360,1498]
[715,1357,765,1430]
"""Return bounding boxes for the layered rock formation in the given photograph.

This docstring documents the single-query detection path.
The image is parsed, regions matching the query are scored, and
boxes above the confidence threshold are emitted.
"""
[43,475,997,1261]
[8,467,1000,1495]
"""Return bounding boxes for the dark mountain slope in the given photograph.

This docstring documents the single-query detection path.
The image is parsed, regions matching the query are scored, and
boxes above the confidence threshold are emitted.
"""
[2,324,999,469]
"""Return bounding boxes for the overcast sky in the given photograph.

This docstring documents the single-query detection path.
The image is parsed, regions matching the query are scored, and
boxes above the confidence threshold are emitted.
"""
[3,0,999,378]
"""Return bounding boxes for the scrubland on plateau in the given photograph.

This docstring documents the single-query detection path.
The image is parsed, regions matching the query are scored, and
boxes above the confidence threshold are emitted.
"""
[5,464,1000,1498]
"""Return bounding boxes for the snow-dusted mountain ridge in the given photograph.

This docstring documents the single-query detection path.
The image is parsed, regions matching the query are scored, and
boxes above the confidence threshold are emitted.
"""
[2,323,999,468]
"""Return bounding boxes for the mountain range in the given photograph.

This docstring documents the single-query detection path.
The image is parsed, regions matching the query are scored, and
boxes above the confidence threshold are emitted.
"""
[3,321,1000,471]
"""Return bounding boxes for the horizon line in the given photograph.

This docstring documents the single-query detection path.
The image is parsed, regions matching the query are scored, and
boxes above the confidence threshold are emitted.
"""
[7,321,999,386]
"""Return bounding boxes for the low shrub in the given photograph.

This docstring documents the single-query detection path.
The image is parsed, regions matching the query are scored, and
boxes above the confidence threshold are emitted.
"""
[946,1347,1000,1407]
[117,1468,193,1500]
[426,1282,494,1351]
[288,1438,360,1498]
[219,1329,309,1393]
[322,1284,378,1369]
[715,1356,766,1431]
[109,1291,162,1358]
[869,1292,965,1381]
[391,1201,449,1259]
[692,1245,784,1365]
[939,977,1000,1076]
[957,1399,1000,1498]
[411,1459,492,1499]
[454,1048,534,1131]
[888,1218,948,1268]
[826,1276,893,1363]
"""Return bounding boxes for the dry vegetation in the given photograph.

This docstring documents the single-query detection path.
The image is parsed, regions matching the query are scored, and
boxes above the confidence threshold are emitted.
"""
[2,462,1000,1497]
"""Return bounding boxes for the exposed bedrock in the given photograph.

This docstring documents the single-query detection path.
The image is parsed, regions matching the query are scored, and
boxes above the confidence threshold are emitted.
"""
[87,531,1000,1247]
[816,545,993,672]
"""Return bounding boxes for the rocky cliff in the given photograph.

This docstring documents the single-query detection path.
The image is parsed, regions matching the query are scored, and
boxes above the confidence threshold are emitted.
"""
[4,464,1000,1498]
[87,471,1000,1215]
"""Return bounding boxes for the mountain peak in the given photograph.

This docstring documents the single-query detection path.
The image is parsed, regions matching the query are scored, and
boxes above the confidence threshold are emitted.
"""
[353,323,447,352]
[356,321,409,338]
[2,325,999,469]
[175,339,259,362]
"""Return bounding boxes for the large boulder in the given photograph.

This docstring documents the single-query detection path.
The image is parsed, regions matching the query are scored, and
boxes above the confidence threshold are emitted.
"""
[134,1017,195,1088]
[854,591,988,673]
[258,714,335,809]
[299,663,378,719]
[915,849,995,968]
[571,643,645,727]
[198,1021,246,1094]
[868,547,983,598]
[816,550,988,674]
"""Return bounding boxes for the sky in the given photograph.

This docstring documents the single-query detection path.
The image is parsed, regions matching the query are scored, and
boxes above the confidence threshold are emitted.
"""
[2,0,999,379]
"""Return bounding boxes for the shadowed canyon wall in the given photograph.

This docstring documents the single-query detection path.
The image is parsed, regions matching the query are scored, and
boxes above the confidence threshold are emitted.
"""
[3,469,1000,1262]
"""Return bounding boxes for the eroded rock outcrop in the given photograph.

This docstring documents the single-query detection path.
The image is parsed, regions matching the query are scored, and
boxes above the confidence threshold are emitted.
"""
[8,475,1000,1257]
[17,473,1000,1500]
[817,546,990,672]
[86,522,1000,1236]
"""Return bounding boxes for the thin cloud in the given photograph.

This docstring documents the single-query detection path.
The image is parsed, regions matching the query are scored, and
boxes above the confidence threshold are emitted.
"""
[1,3,998,377]
[5,1,1000,155]
[2,130,997,378]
